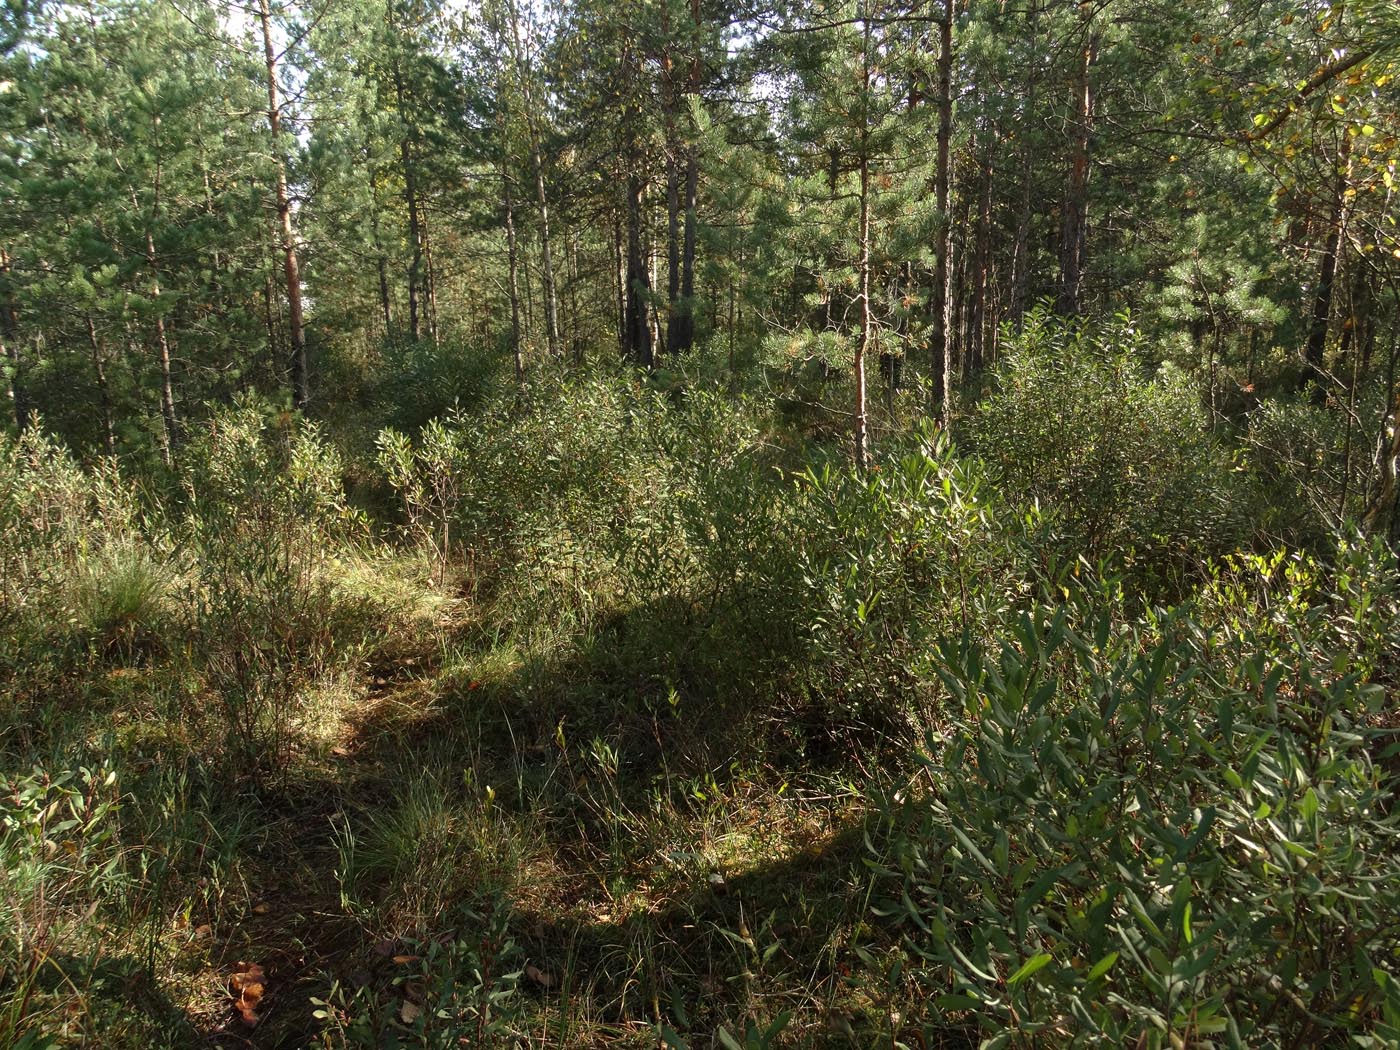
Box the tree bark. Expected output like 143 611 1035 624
1010 0 1038 328
933 0 954 420
503 172 523 383
389 38 424 343
1057 11 1095 317
508 0 560 357
854 11 873 472
621 31 652 368
0 247 25 432
142 226 178 463
258 0 308 407
673 0 702 355
662 3 681 355
1301 135 1352 396
85 315 115 456
969 147 992 376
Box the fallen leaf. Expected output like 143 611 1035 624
252 902 271 915
392 954 420 965
230 962 267 1026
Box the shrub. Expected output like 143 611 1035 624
867 561 1400 1048
73 540 172 659
1243 391 1388 546
971 309 1245 590
177 399 370 779
0 765 128 1047
790 426 1028 735
0 426 141 693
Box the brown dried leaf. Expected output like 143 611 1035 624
392 954 420 965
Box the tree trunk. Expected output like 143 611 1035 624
1057 13 1095 317
508 0 560 358
420 204 440 345
673 0 702 355
933 0 955 419
1301 136 1352 396
614 205 626 354
504 175 524 383
854 12 872 472
662 3 682 355
85 316 116 456
622 31 652 369
258 0 308 408
625 168 652 367
1363 325 1400 535
1010 0 1039 328
0 247 25 431
143 227 178 462
970 148 993 376
392 76 424 342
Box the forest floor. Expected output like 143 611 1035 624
136 581 891 1049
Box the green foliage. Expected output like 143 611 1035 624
177 399 370 778
73 539 171 659
0 765 127 1047
869 548 1400 1047
1244 391 1389 543
792 427 1027 732
972 309 1246 585
0 425 142 697
312 899 522 1049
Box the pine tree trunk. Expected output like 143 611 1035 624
1010 0 1039 328
673 0 702 355
503 173 524 383
258 0 308 408
933 0 955 420
1057 14 1095 317
0 247 25 432
625 168 652 367
662 6 682 356
614 205 626 355
395 106 423 342
1302 136 1352 396
854 12 872 472
508 0 560 358
421 205 440 345
970 149 993 376
622 30 652 369
85 316 115 456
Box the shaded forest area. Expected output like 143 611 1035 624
4 0 1400 1046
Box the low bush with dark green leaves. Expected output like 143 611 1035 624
970 308 1248 592
865 541 1400 1048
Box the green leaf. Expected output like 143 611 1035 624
1087 951 1120 981
1006 952 1053 987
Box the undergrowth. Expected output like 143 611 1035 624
2 329 1397 1047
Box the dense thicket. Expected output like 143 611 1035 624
3 0 1400 1047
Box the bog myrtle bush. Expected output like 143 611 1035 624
177 399 371 778
971 309 1247 589
867 549 1400 1048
